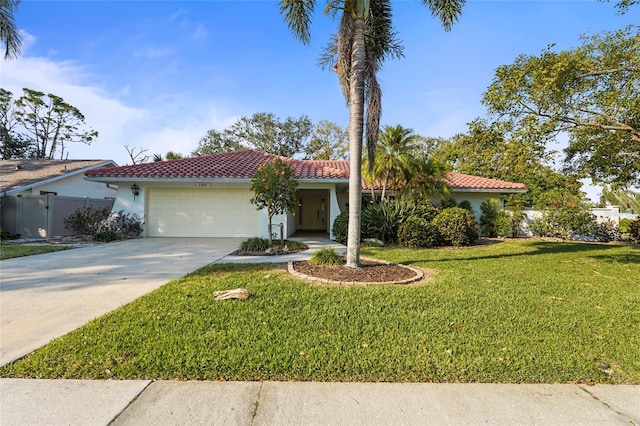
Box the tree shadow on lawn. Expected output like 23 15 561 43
395 240 639 265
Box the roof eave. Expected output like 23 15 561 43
450 188 527 194
5 160 117 195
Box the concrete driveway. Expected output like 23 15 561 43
0 237 242 366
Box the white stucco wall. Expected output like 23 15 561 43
450 192 501 222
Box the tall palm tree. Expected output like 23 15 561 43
280 0 465 267
0 0 21 60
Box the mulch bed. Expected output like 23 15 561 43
292 259 420 283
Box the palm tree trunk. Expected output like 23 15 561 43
346 17 366 269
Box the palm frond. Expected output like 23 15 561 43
421 0 465 32
279 0 316 44
336 12 354 103
0 0 22 60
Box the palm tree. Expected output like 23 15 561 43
0 0 22 60
371 124 419 201
280 0 465 267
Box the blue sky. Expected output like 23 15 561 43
3 0 636 198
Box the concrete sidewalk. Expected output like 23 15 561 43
1 379 638 425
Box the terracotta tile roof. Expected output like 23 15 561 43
85 150 526 191
1 159 117 194
444 172 526 191
85 150 349 179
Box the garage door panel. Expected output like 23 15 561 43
147 188 258 237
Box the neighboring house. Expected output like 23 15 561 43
1 160 118 238
1 159 118 198
84 150 526 239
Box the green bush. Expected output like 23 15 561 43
593 219 621 243
398 216 441 248
530 207 596 240
93 231 120 242
480 199 512 238
63 207 111 236
458 200 474 214
240 237 272 252
309 248 344 266
284 240 308 251
362 200 416 244
331 211 349 245
0 227 15 241
619 218 632 234
629 219 640 242
97 210 144 239
432 207 479 246
410 198 440 222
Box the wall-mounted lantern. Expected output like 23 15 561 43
131 184 140 200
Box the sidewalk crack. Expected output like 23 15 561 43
107 380 153 425
579 385 637 426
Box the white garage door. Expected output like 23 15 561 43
147 188 259 237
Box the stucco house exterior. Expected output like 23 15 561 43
84 150 526 239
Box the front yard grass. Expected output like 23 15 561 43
1 240 638 383
0 244 68 259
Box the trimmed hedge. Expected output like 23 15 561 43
432 207 479 246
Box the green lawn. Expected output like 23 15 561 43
0 244 68 259
2 240 638 384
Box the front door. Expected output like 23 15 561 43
299 193 327 230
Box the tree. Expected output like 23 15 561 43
368 124 419 201
601 0 638 14
13 88 98 159
230 112 313 157
304 120 348 160
250 158 299 244
434 118 582 207
191 129 242 156
153 151 184 162
194 112 313 158
483 26 640 187
280 0 464 267
124 145 150 165
600 185 640 214
0 0 21 60
0 88 30 159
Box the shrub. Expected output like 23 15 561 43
240 237 272 252
458 200 474 214
284 240 308 251
64 206 111 236
97 210 144 239
93 231 121 242
398 216 441 247
432 207 479 246
0 226 15 241
331 211 349 245
593 219 621 242
479 199 512 238
530 207 595 240
619 218 632 234
362 200 416 244
410 198 440 223
629 219 640 242
309 248 344 266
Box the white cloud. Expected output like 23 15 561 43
1 46 238 165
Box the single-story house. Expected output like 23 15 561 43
84 150 526 239
1 160 119 238
1 159 118 198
